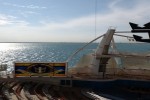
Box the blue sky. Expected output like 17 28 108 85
0 0 150 42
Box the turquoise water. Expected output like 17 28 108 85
117 43 150 53
0 42 150 71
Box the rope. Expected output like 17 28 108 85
66 34 104 62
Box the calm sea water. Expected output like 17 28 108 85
0 42 150 71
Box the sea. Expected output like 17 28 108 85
0 42 150 72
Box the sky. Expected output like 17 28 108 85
0 0 150 42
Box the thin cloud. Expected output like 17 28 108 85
33 0 150 42
20 11 40 18
3 2 47 9
0 19 10 25
0 14 16 25
0 14 29 26
0 0 150 42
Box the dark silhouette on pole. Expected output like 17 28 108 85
129 22 150 43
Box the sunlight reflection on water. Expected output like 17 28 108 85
0 43 96 72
